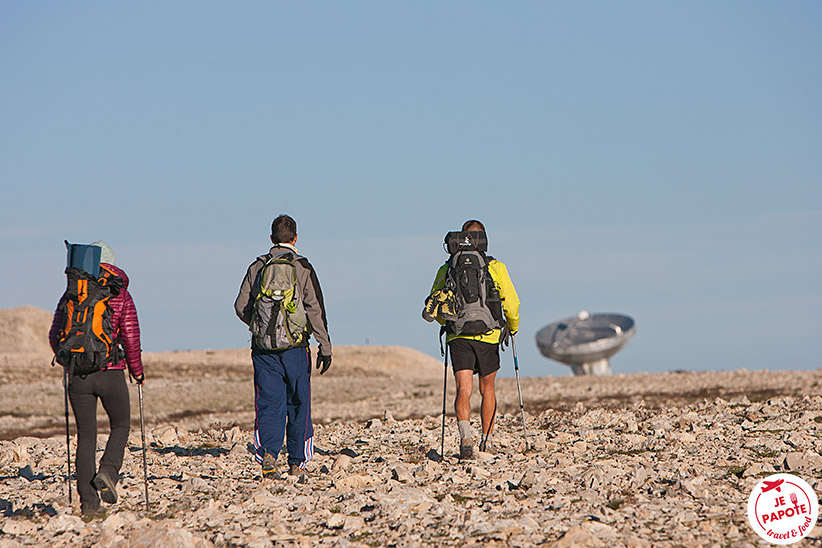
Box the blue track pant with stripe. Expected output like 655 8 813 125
252 347 314 468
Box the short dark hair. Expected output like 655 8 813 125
271 214 297 243
462 219 485 232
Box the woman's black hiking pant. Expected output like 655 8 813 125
68 369 130 510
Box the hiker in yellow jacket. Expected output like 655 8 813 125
426 220 520 458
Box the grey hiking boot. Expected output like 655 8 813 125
459 441 474 460
478 438 496 454
289 463 307 480
92 472 118 504
458 420 474 460
261 452 281 480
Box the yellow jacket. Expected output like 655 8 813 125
430 257 520 344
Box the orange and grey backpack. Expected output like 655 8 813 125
55 264 125 376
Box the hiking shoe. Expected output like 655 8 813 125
289 463 307 479
422 294 439 322
438 290 458 321
261 452 281 480
81 503 106 522
92 473 118 504
478 439 496 454
459 443 474 460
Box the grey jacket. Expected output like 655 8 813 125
234 244 332 356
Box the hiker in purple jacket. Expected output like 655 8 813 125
49 241 144 518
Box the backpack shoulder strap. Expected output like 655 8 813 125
267 248 305 262
98 264 124 294
483 254 497 274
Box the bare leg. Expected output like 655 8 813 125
454 369 476 458
478 371 497 436
454 369 474 422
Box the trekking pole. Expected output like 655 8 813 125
63 369 72 506
480 399 496 453
440 344 448 463
438 327 449 463
511 335 529 449
138 383 150 512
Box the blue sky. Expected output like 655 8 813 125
2 2 820 377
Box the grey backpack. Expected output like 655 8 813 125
250 252 309 350
443 231 505 337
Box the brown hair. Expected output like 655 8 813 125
271 214 297 243
462 219 485 232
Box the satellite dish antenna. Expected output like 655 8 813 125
536 311 635 375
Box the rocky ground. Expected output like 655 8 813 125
3 308 822 547
4 364 822 546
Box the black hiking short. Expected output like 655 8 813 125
448 338 500 377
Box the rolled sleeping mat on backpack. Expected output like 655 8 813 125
65 240 101 278
444 231 487 254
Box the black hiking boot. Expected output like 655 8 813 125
81 502 106 522
261 452 281 480
92 472 118 504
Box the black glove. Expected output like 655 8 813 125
500 327 511 349
133 373 145 385
316 354 332 375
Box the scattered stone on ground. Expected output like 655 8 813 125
4 389 822 546
3 306 822 546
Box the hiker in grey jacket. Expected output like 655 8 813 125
234 214 332 479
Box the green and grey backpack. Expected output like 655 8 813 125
250 251 309 350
